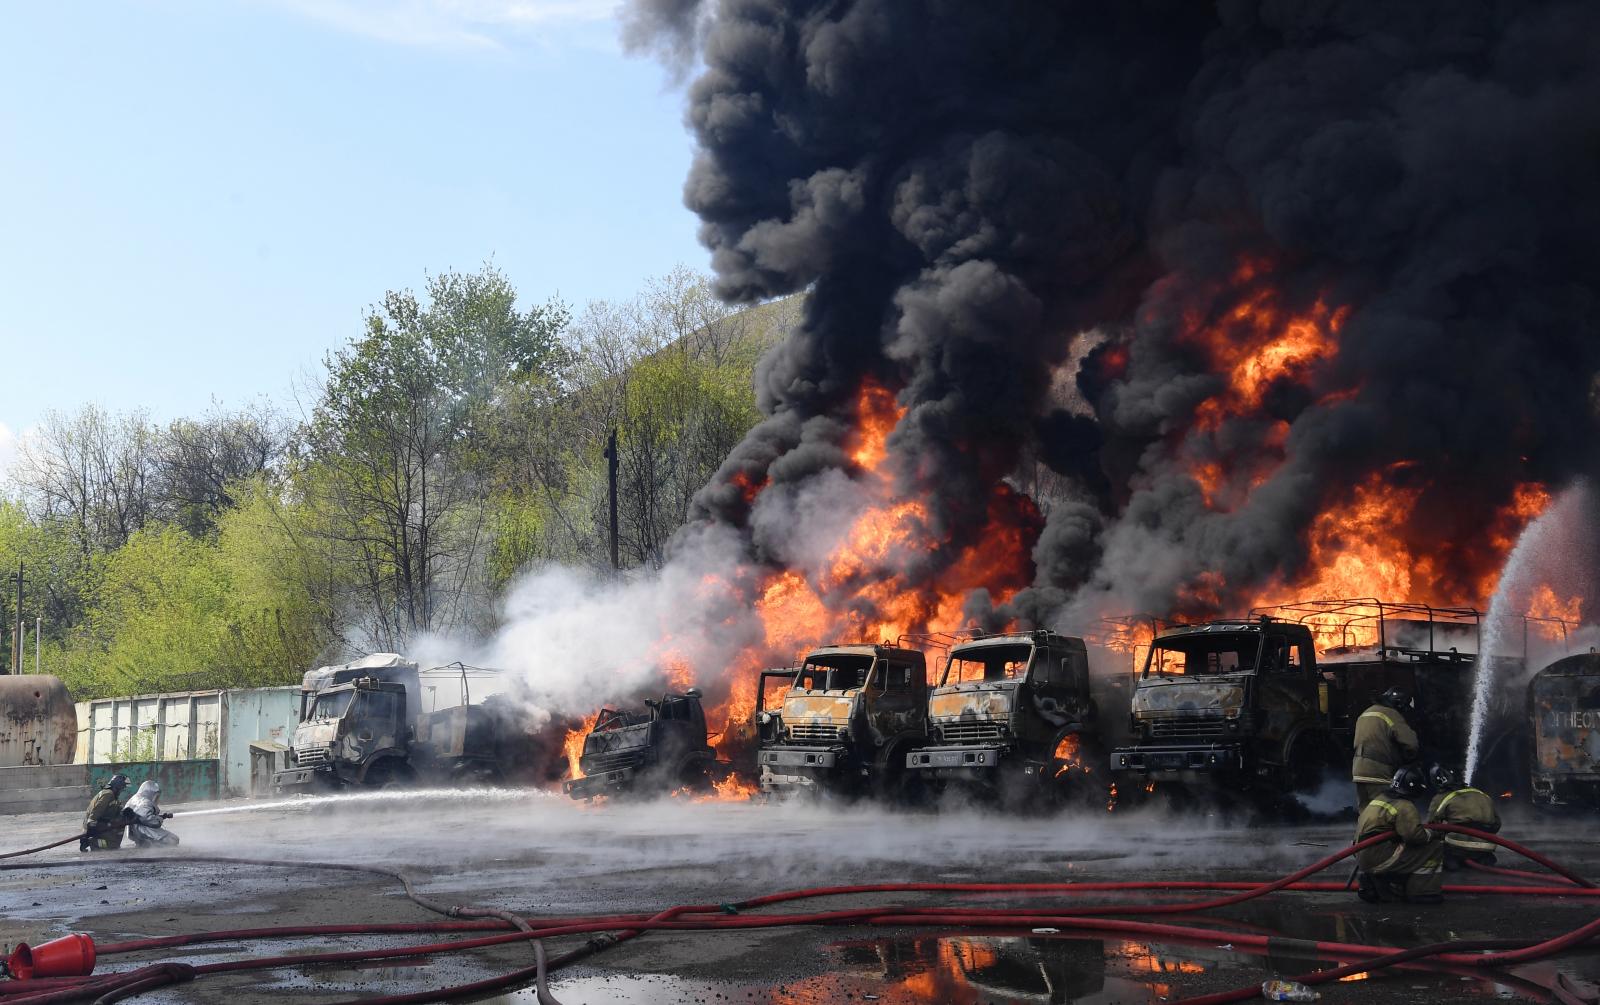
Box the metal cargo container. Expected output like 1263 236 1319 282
76 686 299 796
0 675 77 766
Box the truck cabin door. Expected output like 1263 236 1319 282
1026 647 1078 739
1258 633 1315 743
349 689 402 747
867 660 919 739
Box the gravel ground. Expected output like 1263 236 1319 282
0 789 1595 1003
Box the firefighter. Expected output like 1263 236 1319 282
80 773 130 852
1354 764 1444 904
1426 765 1501 870
1352 686 1420 812
122 781 179 848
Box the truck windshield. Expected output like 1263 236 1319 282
1145 636 1261 677
309 691 355 720
795 654 874 690
943 643 1031 685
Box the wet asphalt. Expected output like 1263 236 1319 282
0 788 1596 1003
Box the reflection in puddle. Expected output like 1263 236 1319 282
533 931 1600 1005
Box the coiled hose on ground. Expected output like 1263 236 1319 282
0 824 1592 1003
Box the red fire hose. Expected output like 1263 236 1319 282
0 824 1591 1003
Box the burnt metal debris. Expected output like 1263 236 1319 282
563 689 719 800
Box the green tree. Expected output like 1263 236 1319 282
297 264 569 649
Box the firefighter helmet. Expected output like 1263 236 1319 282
1389 764 1428 797
1378 686 1412 710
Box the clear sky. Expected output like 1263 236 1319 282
0 0 704 471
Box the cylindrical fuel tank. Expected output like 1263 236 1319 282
0 675 78 766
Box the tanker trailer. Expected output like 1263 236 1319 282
0 675 77 766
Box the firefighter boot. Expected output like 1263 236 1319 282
1356 873 1383 904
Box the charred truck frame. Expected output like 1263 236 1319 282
1529 652 1600 807
1109 600 1480 796
905 630 1097 797
274 655 518 791
564 689 716 799
757 645 927 797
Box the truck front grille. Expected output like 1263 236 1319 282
1150 720 1228 740
787 723 842 744
582 751 643 774
296 745 330 767
938 722 1004 743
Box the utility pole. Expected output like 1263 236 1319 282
35 617 41 675
604 428 620 571
10 561 22 675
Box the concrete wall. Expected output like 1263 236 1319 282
74 687 299 796
87 760 220 803
0 764 90 814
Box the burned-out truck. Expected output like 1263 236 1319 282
563 689 717 799
757 645 927 797
1109 601 1480 797
905 630 1097 797
274 654 515 791
1529 652 1600 807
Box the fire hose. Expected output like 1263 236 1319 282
0 825 1592 1003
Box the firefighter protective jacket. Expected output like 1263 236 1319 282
83 788 123 834
1427 786 1501 852
1355 793 1429 872
1351 703 1419 785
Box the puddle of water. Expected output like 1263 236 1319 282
485 933 1600 1004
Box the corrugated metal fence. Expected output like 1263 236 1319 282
75 687 299 797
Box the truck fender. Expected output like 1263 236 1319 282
358 751 413 787
1281 724 1336 786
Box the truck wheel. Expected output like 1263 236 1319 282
674 754 712 792
873 741 920 806
365 761 413 790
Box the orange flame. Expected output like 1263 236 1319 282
563 712 599 780
682 375 1041 793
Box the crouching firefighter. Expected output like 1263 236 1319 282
1354 765 1444 904
80 774 130 852
122 781 179 848
1426 765 1501 870
1352 686 1420 813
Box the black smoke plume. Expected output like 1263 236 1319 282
635 0 1600 627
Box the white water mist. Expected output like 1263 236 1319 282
1465 483 1592 783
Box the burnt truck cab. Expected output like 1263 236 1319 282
274 675 414 790
563 689 715 799
1530 653 1600 807
1110 602 1482 795
906 631 1095 787
1110 620 1321 786
758 645 926 796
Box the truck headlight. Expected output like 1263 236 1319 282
838 727 850 741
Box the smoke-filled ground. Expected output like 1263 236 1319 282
2 790 1598 1003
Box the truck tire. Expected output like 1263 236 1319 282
873 739 921 806
673 753 712 792
364 760 414 790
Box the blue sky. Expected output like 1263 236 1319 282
0 0 704 469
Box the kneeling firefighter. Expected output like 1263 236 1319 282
1354 765 1444 904
80 774 130 852
122 781 179 848
1426 765 1501 870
